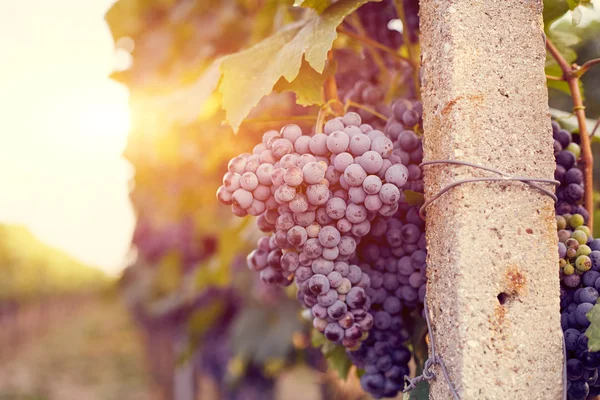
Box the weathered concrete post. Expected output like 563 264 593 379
419 1 563 399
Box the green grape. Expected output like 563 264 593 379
572 230 588 245
556 216 567 230
559 258 567 268
564 263 575 275
577 244 592 257
567 142 581 158
576 255 592 272
576 225 591 237
569 214 585 229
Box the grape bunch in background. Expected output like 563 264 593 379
554 120 600 400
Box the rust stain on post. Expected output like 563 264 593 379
420 0 563 398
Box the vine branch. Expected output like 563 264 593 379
547 38 594 230
393 0 420 99
576 58 600 78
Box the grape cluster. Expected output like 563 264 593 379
217 112 412 350
356 0 403 50
553 121 600 399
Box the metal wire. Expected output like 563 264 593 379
418 160 560 219
403 294 460 399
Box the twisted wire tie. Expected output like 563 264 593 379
418 160 560 220
403 294 460 399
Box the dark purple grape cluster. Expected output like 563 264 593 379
553 121 600 399
356 0 403 50
348 315 412 398
344 106 425 399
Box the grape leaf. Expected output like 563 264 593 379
324 345 352 380
404 190 425 206
274 58 335 105
311 329 328 347
403 381 430 400
585 303 600 351
293 0 332 13
544 0 575 25
218 0 379 131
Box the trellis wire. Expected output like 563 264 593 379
418 160 560 220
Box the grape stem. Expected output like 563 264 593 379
344 15 392 85
242 115 317 124
344 100 389 122
546 38 594 230
336 26 416 68
325 51 344 115
575 58 600 78
392 0 420 99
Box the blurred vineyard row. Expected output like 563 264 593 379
106 1 334 399
0 224 108 360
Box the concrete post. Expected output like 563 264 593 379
419 1 563 399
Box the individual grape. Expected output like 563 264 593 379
342 112 362 127
333 216 351 233
306 184 330 205
283 166 303 187
324 118 344 135
318 226 341 248
349 134 372 156
247 199 266 216
294 135 311 154
281 252 299 273
360 151 384 174
304 238 323 259
281 124 302 143
328 300 348 320
294 210 316 227
365 194 384 212
346 203 367 224
371 136 393 157
217 186 233 205
289 193 309 213
379 183 400 205
232 188 253 209
302 162 326 184
309 133 329 156
344 164 368 186
322 246 340 260
326 197 347 220
384 164 409 188
287 225 308 247
327 131 351 154
363 175 383 194
309 274 330 295
348 186 367 204
318 289 339 307
324 322 345 342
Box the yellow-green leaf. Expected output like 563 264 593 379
218 0 379 131
586 303 600 351
293 0 331 13
274 59 335 105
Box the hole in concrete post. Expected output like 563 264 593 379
497 292 510 305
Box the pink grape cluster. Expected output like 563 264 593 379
217 112 411 349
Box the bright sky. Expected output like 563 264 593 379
0 0 134 275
